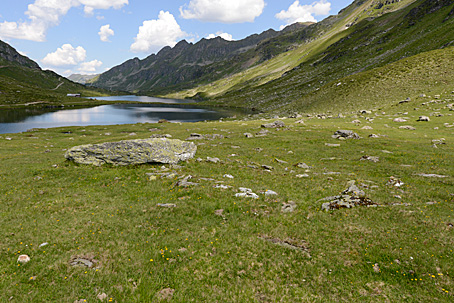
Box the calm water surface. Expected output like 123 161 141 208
0 97 237 134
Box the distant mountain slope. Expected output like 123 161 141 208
90 25 314 94
68 74 100 84
206 0 454 113
0 40 40 69
0 40 107 106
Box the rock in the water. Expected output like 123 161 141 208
332 130 360 139
65 138 196 166
261 120 285 128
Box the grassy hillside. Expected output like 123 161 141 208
164 0 418 101
0 63 112 107
0 95 453 301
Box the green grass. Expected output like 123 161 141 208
1 98 453 301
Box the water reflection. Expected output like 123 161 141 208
0 103 236 134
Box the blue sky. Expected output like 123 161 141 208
0 0 352 76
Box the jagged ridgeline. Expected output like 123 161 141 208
91 0 454 114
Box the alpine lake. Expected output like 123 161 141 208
0 95 241 134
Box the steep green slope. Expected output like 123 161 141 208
0 40 109 107
165 0 417 100
208 0 454 113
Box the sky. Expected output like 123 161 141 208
0 0 353 77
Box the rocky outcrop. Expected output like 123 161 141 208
0 40 40 69
65 138 197 166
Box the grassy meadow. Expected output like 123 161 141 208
0 97 453 302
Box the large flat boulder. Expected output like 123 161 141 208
65 138 197 166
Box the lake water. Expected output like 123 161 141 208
0 98 237 134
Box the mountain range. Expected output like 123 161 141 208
1 0 454 114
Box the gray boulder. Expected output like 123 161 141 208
332 130 360 139
65 138 197 166
261 120 285 128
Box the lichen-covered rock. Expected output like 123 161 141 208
332 130 360 139
65 138 197 166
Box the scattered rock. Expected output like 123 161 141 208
223 174 234 179
39 242 49 248
262 165 274 170
281 201 297 213
360 156 380 163
361 126 373 130
261 120 285 128
332 130 360 139
215 209 224 216
320 181 375 211
373 264 380 273
186 133 204 140
387 176 404 187
258 235 310 256
417 116 430 122
206 157 220 163
235 188 259 199
65 139 197 166
296 174 310 178
214 184 231 189
97 293 108 301
158 119 169 123
263 190 278 196
177 175 199 187
415 173 448 178
70 257 95 268
294 162 310 169
244 133 253 138
150 134 172 139
17 255 30 263
275 158 288 164
393 118 408 123
157 288 175 301
399 126 416 130
157 204 177 208
325 143 340 147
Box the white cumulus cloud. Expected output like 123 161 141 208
131 11 187 53
276 0 331 27
42 44 87 67
206 31 234 41
180 0 265 23
99 24 114 42
78 59 103 73
0 0 128 42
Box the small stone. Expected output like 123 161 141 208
295 162 310 169
361 126 373 130
157 204 177 208
387 176 404 187
244 133 253 138
39 242 49 248
281 201 297 213
333 130 360 139
373 264 380 273
223 174 234 179
17 255 30 263
393 118 408 123
264 190 278 196
261 120 285 128
417 116 430 122
157 288 175 301
215 209 224 216
262 165 274 170
360 156 380 163
399 125 416 130
296 174 310 178
97 293 108 301
325 143 340 147
214 184 231 189
207 157 220 163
